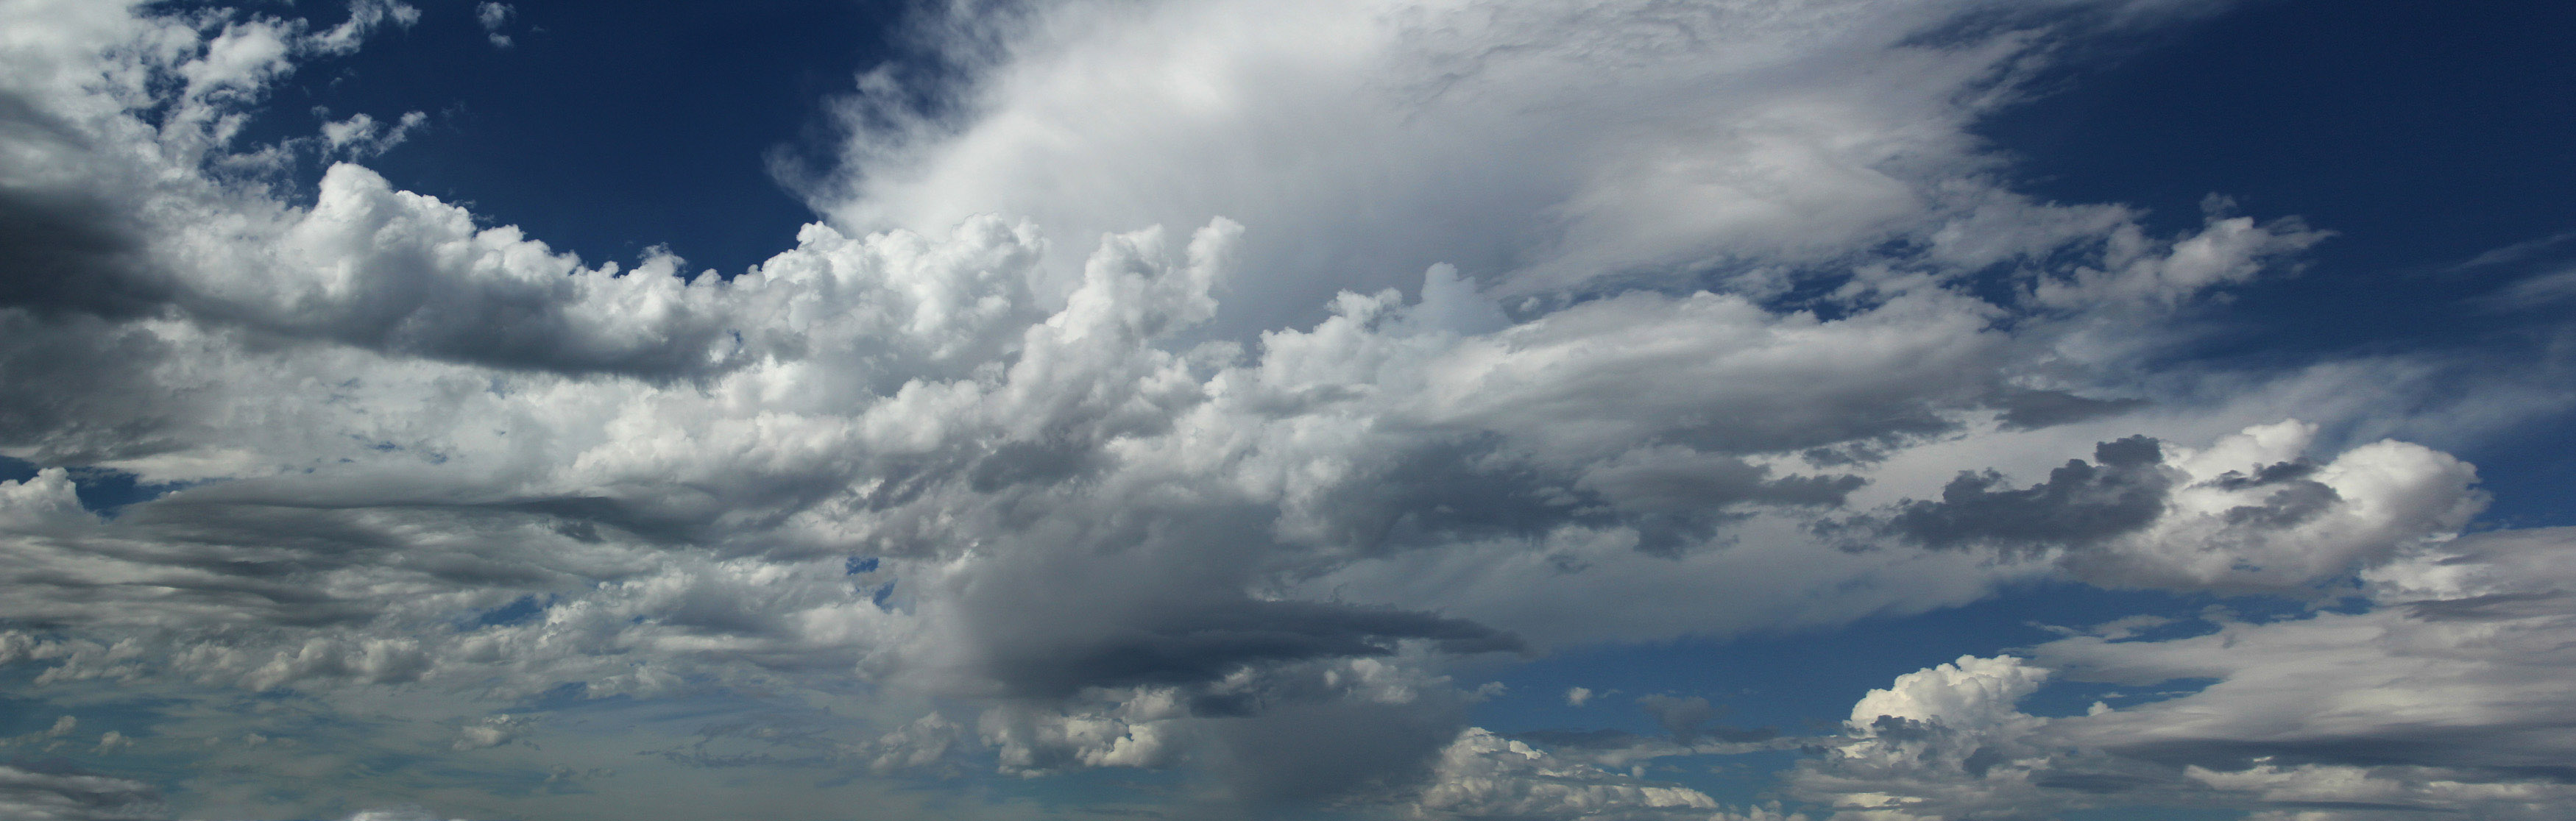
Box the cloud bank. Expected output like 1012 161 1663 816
0 1 2567 819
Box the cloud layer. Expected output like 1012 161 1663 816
0 1 2567 819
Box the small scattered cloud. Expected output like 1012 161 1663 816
318 110 425 157
476 2 515 49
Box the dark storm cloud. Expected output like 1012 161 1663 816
0 313 189 465
1989 388 2148 430
1884 436 2174 551
2402 590 2571 622
977 598 1521 699
0 91 166 321
1632 694 1777 744
2201 459 2343 530
1306 434 1868 561
0 188 165 320
1306 436 1587 555
1202 697 1469 806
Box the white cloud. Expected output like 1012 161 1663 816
1780 528 2576 819
805 0 2248 335
1409 728 1733 820
475 2 513 49
1875 420 2486 593
450 723 512 752
317 110 425 157
1847 655 2050 735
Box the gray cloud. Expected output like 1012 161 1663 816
1203 696 1471 806
0 313 191 464
1990 388 2150 431
1633 694 1777 745
1885 436 2176 552
0 185 164 319
0 765 164 821
969 597 1520 700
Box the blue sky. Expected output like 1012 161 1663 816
1 1 2573 820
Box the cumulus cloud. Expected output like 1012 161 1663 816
475 3 514 49
1411 728 1735 820
1875 422 2483 593
0 0 2562 818
805 0 2280 335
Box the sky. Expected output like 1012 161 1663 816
1 1 2573 820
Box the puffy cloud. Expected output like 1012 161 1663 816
1877 422 2483 593
1846 655 2050 736
1411 728 1728 820
1786 655 2080 820
475 3 514 49
808 0 2268 335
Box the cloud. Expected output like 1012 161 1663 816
1874 422 2483 593
1883 435 2178 552
1409 725 1819 820
317 110 425 157
2042 527 2576 779
475 3 514 49
2479 266 2576 310
1635 694 1774 744
0 1 2560 818
0 766 164 821
805 0 2262 336
1781 528 2576 819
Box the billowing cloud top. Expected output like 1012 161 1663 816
0 1 2569 820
